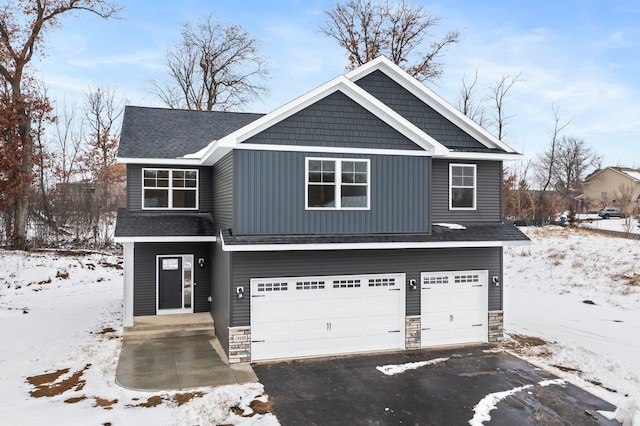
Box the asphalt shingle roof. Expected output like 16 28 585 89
220 222 529 246
114 209 215 237
118 106 264 159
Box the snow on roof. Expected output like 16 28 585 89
621 169 640 181
433 223 467 230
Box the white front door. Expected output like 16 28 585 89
157 254 194 314
421 270 488 347
251 273 405 361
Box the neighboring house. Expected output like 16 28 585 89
114 57 529 364
577 167 640 211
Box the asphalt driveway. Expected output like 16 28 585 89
253 345 618 425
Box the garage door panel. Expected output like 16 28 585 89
421 270 488 347
251 273 405 361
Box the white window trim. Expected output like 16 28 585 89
305 157 371 210
142 168 199 210
449 163 477 211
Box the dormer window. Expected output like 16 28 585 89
143 168 198 209
449 164 476 210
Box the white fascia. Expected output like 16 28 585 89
198 75 448 165
220 237 530 252
117 157 202 166
345 57 517 154
114 236 216 243
446 151 524 161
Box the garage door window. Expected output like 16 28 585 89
368 277 397 287
424 275 449 285
449 163 476 210
257 282 288 292
333 279 361 288
306 158 370 210
296 280 326 290
454 274 480 283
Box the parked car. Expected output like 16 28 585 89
598 208 624 219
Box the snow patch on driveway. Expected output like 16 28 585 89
468 379 566 426
376 357 449 376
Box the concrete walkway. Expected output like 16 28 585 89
116 334 257 391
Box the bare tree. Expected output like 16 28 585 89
553 136 603 201
615 183 639 235
321 0 460 81
457 68 485 126
532 106 571 221
0 0 120 248
81 83 127 246
490 74 520 140
535 106 571 194
149 13 269 111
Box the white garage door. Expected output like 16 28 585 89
421 270 488 347
251 273 405 361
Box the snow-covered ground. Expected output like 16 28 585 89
505 226 640 425
0 250 278 425
579 217 640 235
0 226 638 424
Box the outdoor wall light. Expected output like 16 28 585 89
492 276 500 286
198 258 205 268
237 286 244 299
409 279 417 290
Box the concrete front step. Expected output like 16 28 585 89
124 312 215 341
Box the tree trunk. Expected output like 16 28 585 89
14 103 33 250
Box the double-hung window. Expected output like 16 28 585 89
306 158 369 209
143 168 198 209
449 163 476 210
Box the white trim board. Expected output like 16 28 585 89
114 236 216 243
220 237 530 252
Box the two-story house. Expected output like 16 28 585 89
114 57 529 364
577 166 640 211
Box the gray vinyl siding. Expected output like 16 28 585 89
212 152 234 232
132 242 211 316
126 164 213 213
243 91 421 150
354 70 485 150
235 150 429 234
229 247 502 326
211 241 231 355
431 159 502 223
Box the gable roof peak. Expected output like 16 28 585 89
345 56 518 155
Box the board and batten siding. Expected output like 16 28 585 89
431 159 503 223
354 70 486 150
132 242 211 316
229 247 502 327
212 151 234 232
234 150 429 235
126 164 213 213
243 91 421 151
211 241 231 355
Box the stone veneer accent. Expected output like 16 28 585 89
405 315 421 349
228 326 251 363
488 310 504 342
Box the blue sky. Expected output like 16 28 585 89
35 0 640 168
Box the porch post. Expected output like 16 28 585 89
122 242 134 327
